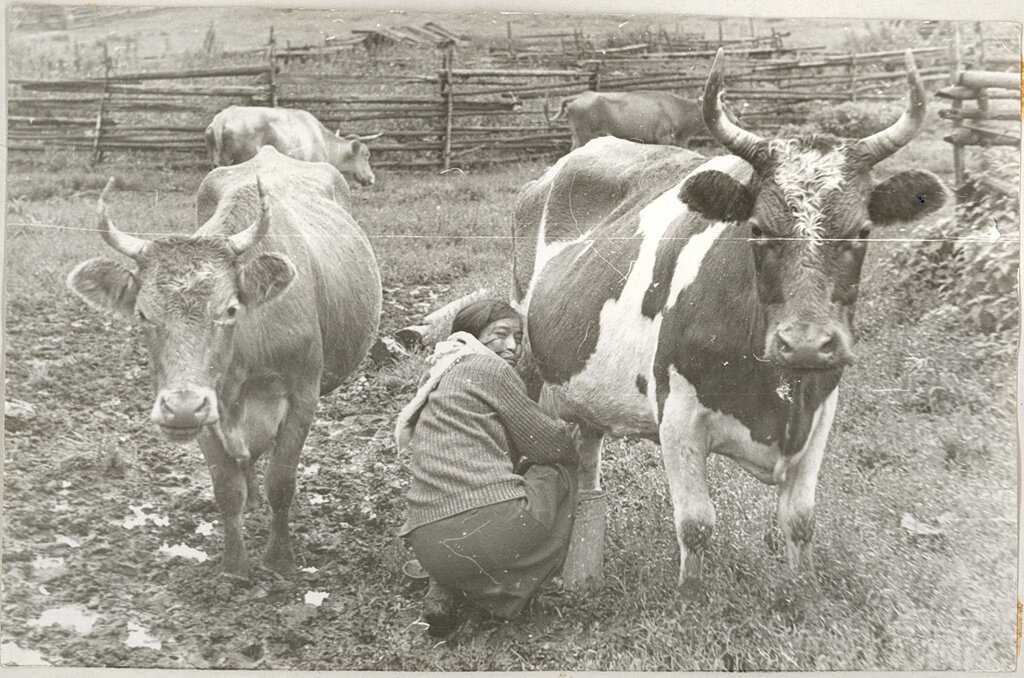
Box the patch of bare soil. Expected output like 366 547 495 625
3 282 454 668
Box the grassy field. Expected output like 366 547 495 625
2 114 1018 670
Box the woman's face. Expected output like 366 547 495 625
478 316 523 366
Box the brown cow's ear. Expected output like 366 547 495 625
679 169 755 222
349 140 364 153
238 253 296 307
869 170 947 225
66 258 139 317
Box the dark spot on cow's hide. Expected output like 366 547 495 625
678 170 754 223
635 374 647 395
868 169 947 225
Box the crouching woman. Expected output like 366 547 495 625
396 300 578 636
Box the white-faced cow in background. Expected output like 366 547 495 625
206 105 382 187
67 147 383 576
513 50 946 598
544 90 706 150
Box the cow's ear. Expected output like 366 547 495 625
238 253 296 307
349 139 365 154
66 258 139 317
869 170 947 225
679 169 755 222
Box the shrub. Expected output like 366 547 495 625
885 178 1019 349
807 101 901 138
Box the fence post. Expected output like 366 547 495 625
972 22 990 176
441 43 455 171
849 52 858 102
268 26 278 106
589 62 602 91
950 23 965 187
92 43 110 165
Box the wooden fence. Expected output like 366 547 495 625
7 25 993 171
937 23 1021 197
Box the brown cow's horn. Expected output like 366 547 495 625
228 176 271 255
702 48 766 164
856 50 927 165
97 177 150 259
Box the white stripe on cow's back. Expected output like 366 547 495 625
768 139 848 245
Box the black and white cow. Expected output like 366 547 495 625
512 50 946 598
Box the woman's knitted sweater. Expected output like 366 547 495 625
399 352 578 536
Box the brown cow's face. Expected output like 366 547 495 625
337 134 376 187
680 137 946 373
69 236 296 442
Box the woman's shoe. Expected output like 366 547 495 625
421 579 464 637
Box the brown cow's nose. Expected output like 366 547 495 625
773 323 844 369
155 389 215 429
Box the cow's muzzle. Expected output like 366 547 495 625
355 173 375 187
768 322 856 371
151 388 219 442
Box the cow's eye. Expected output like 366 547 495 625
750 220 763 239
225 304 239 320
858 226 871 239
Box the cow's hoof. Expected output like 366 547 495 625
674 579 709 612
263 551 296 575
220 559 252 580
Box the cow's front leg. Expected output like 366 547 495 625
776 389 838 571
659 373 713 601
263 384 317 573
198 433 250 577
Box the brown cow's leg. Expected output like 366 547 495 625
198 433 250 576
263 386 317 573
243 461 261 512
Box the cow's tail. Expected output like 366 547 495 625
542 93 573 126
204 121 222 167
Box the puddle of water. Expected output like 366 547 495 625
123 505 169 529
1 641 51 666
159 543 209 563
300 566 318 573
308 494 328 506
125 622 162 650
300 463 320 477
28 605 99 634
304 591 329 606
194 521 216 536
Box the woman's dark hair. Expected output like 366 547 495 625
451 299 521 339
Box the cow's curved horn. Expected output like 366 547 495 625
357 131 384 141
856 50 927 165
97 177 151 259
228 176 271 255
702 48 766 164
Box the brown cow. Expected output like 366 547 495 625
544 90 706 150
206 105 382 187
67 147 382 576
